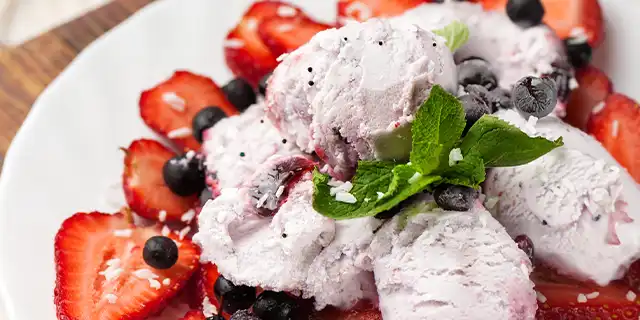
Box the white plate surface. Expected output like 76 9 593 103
0 0 637 319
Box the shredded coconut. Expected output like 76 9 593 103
149 279 162 290
113 229 133 238
178 226 191 240
330 181 354 196
162 278 171 286
627 290 637 302
167 127 192 138
592 101 606 114
181 209 196 223
161 92 186 112
158 210 167 222
586 292 600 299
276 185 285 198
577 293 587 303
569 78 579 90
377 192 385 200
134 269 159 280
535 291 547 303
335 191 357 203
256 193 270 208
162 225 171 237
448 148 463 166
202 297 218 317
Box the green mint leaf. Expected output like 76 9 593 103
410 85 466 174
433 21 470 52
440 151 486 188
459 115 564 167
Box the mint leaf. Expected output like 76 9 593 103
459 115 564 167
433 21 470 52
440 151 486 188
410 85 466 174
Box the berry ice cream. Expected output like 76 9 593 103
484 110 640 285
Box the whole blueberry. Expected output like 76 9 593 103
457 58 498 90
259 72 272 96
433 184 479 212
465 84 512 112
253 291 300 320
506 0 545 28
564 37 592 69
459 93 491 134
214 275 257 314
514 234 535 263
229 310 261 320
143 236 179 270
192 106 227 143
511 76 557 118
222 78 257 112
163 153 206 196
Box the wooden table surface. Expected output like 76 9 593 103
0 0 154 167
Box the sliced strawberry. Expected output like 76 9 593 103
122 139 199 222
225 1 303 85
587 93 640 183
258 16 332 57
54 212 200 320
180 310 207 320
477 0 603 46
533 265 640 319
337 0 424 24
314 301 382 320
198 262 227 318
139 71 237 151
565 65 613 130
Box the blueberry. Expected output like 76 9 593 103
206 316 225 320
459 93 491 134
229 310 261 320
514 234 535 263
214 275 257 314
200 187 213 206
192 106 227 143
253 291 300 320
223 78 257 112
457 58 498 90
163 153 205 196
465 84 512 112
506 0 545 28
542 61 574 102
511 76 557 118
564 37 592 69
143 236 178 270
433 184 479 212
259 72 272 96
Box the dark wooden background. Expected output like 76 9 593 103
0 0 154 167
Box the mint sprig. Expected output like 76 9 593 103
312 85 563 220
433 21 469 52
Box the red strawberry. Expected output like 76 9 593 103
122 139 199 222
533 264 640 319
180 310 207 320
54 212 200 320
587 93 640 183
565 65 613 130
314 301 382 320
258 16 332 57
225 1 303 85
337 0 425 24
197 263 230 318
477 0 603 46
140 71 237 151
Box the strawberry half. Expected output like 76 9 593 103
337 0 425 24
587 93 640 183
565 65 613 130
533 265 640 319
123 139 199 222
258 15 332 57
180 310 207 320
140 71 237 151
225 1 302 85
54 212 200 320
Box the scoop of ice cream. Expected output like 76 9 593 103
484 110 640 285
267 18 457 179
368 200 537 320
202 103 300 190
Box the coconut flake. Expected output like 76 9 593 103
178 226 191 240
162 92 186 112
330 181 354 196
377 192 385 200
113 229 133 238
134 269 159 280
105 293 117 304
158 210 167 222
448 148 463 166
224 39 245 49
535 291 547 303
202 297 218 317
569 78 579 90
181 209 196 223
256 193 270 208
163 278 171 286
592 101 606 114
335 192 357 204
275 185 285 198
276 53 289 62
627 290 637 301
586 292 600 299
149 279 162 290
167 127 192 138
577 293 587 303
162 225 171 237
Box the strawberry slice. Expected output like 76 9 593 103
314 301 382 320
197 262 227 318
533 264 640 319
337 0 425 24
54 212 200 320
477 0 603 46
123 139 199 222
139 71 237 151
180 310 207 320
225 1 303 85
258 16 332 57
587 93 640 183
565 65 613 130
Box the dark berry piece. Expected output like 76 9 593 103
433 184 479 212
163 153 205 196
206 316 225 320
222 78 257 112
506 0 545 28
214 275 257 314
259 72 272 96
542 61 574 102
564 37 592 69
200 187 213 206
465 84 512 112
457 58 498 90
143 236 178 270
229 310 261 320
192 106 227 143
514 234 535 263
512 76 558 118
253 291 300 320
459 93 491 134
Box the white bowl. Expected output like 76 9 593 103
0 0 637 319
